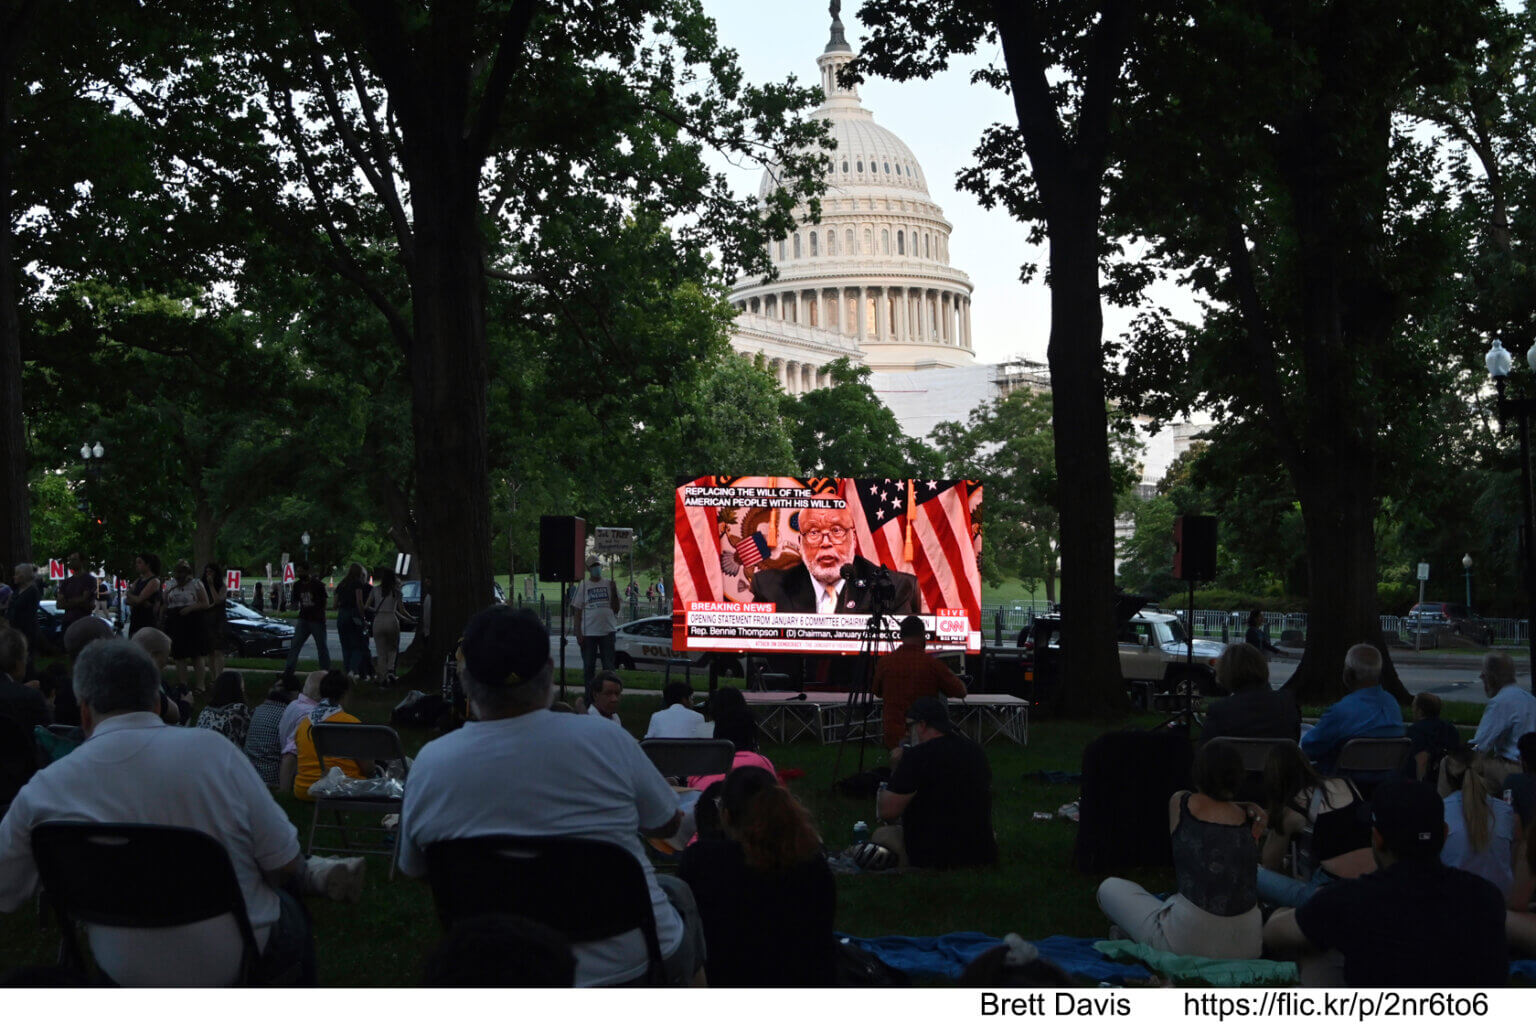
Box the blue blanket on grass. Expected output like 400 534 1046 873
837 932 1152 983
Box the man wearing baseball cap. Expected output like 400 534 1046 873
872 695 996 869
1263 778 1506 986
398 606 704 986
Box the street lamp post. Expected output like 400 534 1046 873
301 531 310 566
1463 553 1473 611
79 441 105 520
1485 338 1536 665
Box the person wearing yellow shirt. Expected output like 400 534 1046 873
293 671 374 800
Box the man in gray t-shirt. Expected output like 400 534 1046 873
571 556 620 685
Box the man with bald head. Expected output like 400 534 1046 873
749 504 919 615
1300 643 1404 774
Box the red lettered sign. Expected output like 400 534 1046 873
48 559 65 581
227 570 242 592
283 563 296 584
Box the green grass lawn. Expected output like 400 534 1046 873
0 664 1490 986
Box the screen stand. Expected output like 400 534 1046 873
829 593 894 788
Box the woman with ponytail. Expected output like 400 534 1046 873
678 766 836 986
1439 745 1519 898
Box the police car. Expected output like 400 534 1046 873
613 615 742 676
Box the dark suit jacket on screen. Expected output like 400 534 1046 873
749 563 921 615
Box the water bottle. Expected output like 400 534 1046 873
852 820 869 844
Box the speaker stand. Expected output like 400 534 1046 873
559 581 569 702
1157 579 1202 731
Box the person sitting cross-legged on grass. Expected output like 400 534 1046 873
196 670 251 748
678 766 837 987
397 606 706 987
292 671 374 801
873 695 997 870
1264 778 1506 987
1097 740 1264 959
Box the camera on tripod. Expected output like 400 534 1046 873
840 555 896 602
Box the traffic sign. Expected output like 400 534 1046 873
48 559 65 581
283 563 296 584
227 570 242 592
593 527 634 555
1417 562 1430 582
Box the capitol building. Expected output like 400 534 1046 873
728 10 1203 496
728 11 982 393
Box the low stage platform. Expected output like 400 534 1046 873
743 691 1029 746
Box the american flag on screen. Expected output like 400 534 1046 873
846 478 984 626
735 532 769 567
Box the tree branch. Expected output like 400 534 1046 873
343 47 415 265
1223 214 1304 472
271 86 414 354
301 20 416 265
467 0 542 165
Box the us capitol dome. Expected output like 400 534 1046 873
728 6 976 390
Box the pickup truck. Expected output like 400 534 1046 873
1017 596 1227 703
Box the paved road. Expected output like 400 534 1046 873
1267 656 1490 706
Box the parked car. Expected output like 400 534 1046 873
1405 602 1493 647
221 599 296 658
613 614 742 676
398 579 506 628
35 600 70 655
1014 596 1227 708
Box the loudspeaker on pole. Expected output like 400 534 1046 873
539 516 586 583
1173 515 1218 582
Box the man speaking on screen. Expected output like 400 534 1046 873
750 505 919 615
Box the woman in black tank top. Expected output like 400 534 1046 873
1257 742 1374 907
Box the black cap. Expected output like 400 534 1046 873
461 606 550 689
905 695 955 734
1370 779 1445 860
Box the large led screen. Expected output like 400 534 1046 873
673 476 983 655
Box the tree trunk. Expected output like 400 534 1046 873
190 498 222 573
1282 465 1407 705
397 153 493 683
1267 95 1406 709
1049 206 1129 718
0 6 35 569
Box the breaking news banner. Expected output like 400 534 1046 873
672 475 983 656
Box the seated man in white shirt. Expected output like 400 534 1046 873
645 682 710 739
399 607 705 986
583 669 626 728
0 638 322 985
1469 651 1536 788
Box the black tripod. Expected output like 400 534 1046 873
829 588 896 788
1157 580 1203 731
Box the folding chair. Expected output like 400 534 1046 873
639 738 736 781
1217 736 1301 773
425 835 666 984
1335 736 1412 797
306 723 406 879
31 822 260 985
